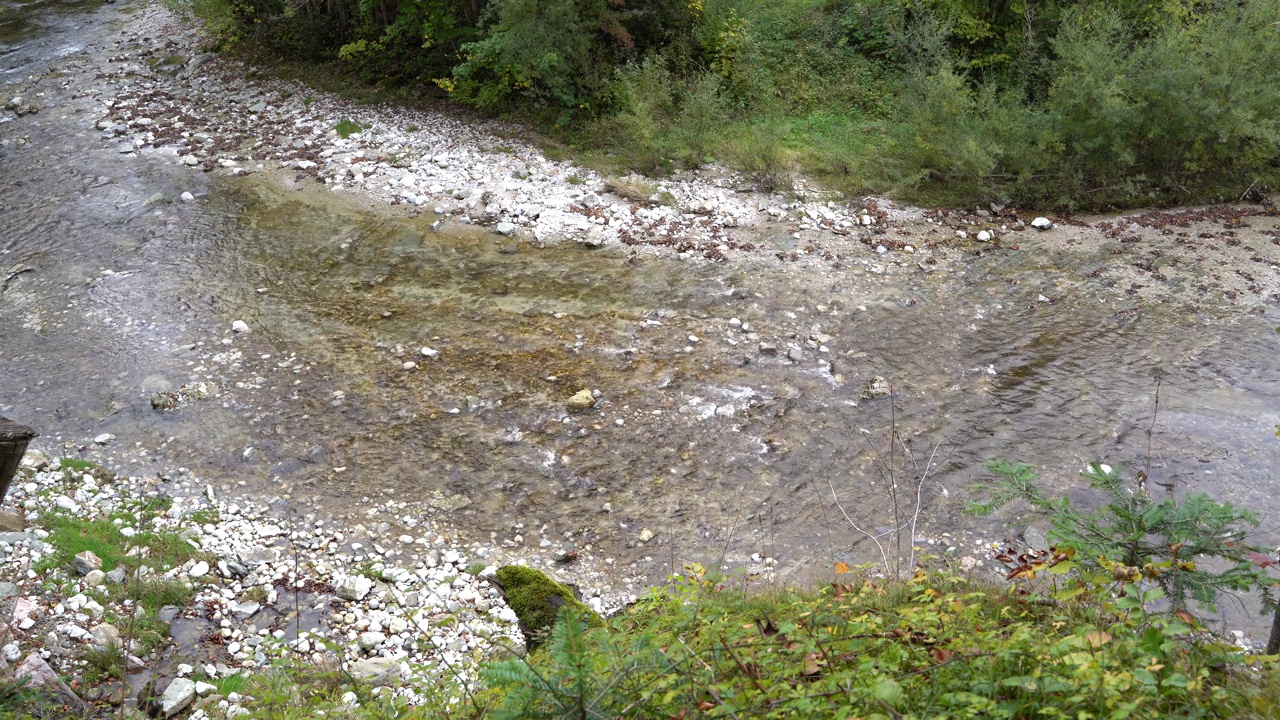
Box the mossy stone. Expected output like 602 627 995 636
494 565 603 650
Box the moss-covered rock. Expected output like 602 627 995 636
494 565 603 650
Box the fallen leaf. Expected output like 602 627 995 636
1174 609 1199 627
697 701 716 711
1085 631 1112 648
932 648 954 663
835 561 850 574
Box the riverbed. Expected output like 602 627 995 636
3 0 1280 614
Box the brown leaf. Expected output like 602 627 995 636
669 710 687 720
834 561 851 574
1084 631 1112 648
804 652 825 677
697 701 716 712
932 648 954 663
1174 609 1199 627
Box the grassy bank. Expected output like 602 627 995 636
23 567 1274 719
170 0 1280 211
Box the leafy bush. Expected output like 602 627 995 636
482 566 1280 719
591 57 729 171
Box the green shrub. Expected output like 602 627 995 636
968 460 1276 613
482 567 1280 719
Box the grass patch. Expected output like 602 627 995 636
56 458 115 480
187 507 221 525
82 642 125 682
334 120 362 138
36 508 204 577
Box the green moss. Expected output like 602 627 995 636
335 120 362 138
495 565 602 649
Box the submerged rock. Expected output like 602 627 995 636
860 376 891 399
566 388 596 413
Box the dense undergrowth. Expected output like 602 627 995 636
168 0 1280 210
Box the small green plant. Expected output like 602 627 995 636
566 174 586 185
82 642 125 682
464 561 487 576
967 460 1275 613
334 120 362 138
187 507 221 525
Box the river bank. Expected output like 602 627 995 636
0 449 643 716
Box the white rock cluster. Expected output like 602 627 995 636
0 450 628 713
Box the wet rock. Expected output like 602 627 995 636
231 319 251 333
180 191 195 202
860 376 891 399
157 605 181 624
1031 217 1053 230
495 222 516 235
73 551 102 576
160 678 196 717
638 528 655 543
93 433 114 445
1022 526 1050 551
786 347 806 362
151 391 180 411
759 342 778 355
566 388 596 413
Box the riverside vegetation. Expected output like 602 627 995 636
6 456 1280 718
168 0 1280 209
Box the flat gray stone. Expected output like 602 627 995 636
157 605 180 624
160 677 196 717
0 582 16 600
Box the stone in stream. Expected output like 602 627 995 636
1031 216 1053 230
73 550 102 576
860 376 891 399
151 391 180 411
157 605 181 624
566 389 596 413
495 221 516 235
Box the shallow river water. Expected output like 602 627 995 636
3 0 1280 609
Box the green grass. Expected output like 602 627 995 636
36 506 204 578
56 458 115 480
334 120 362 138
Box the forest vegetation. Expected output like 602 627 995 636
173 0 1280 209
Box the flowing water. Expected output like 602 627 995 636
3 0 1280 624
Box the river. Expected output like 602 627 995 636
3 0 1280 619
